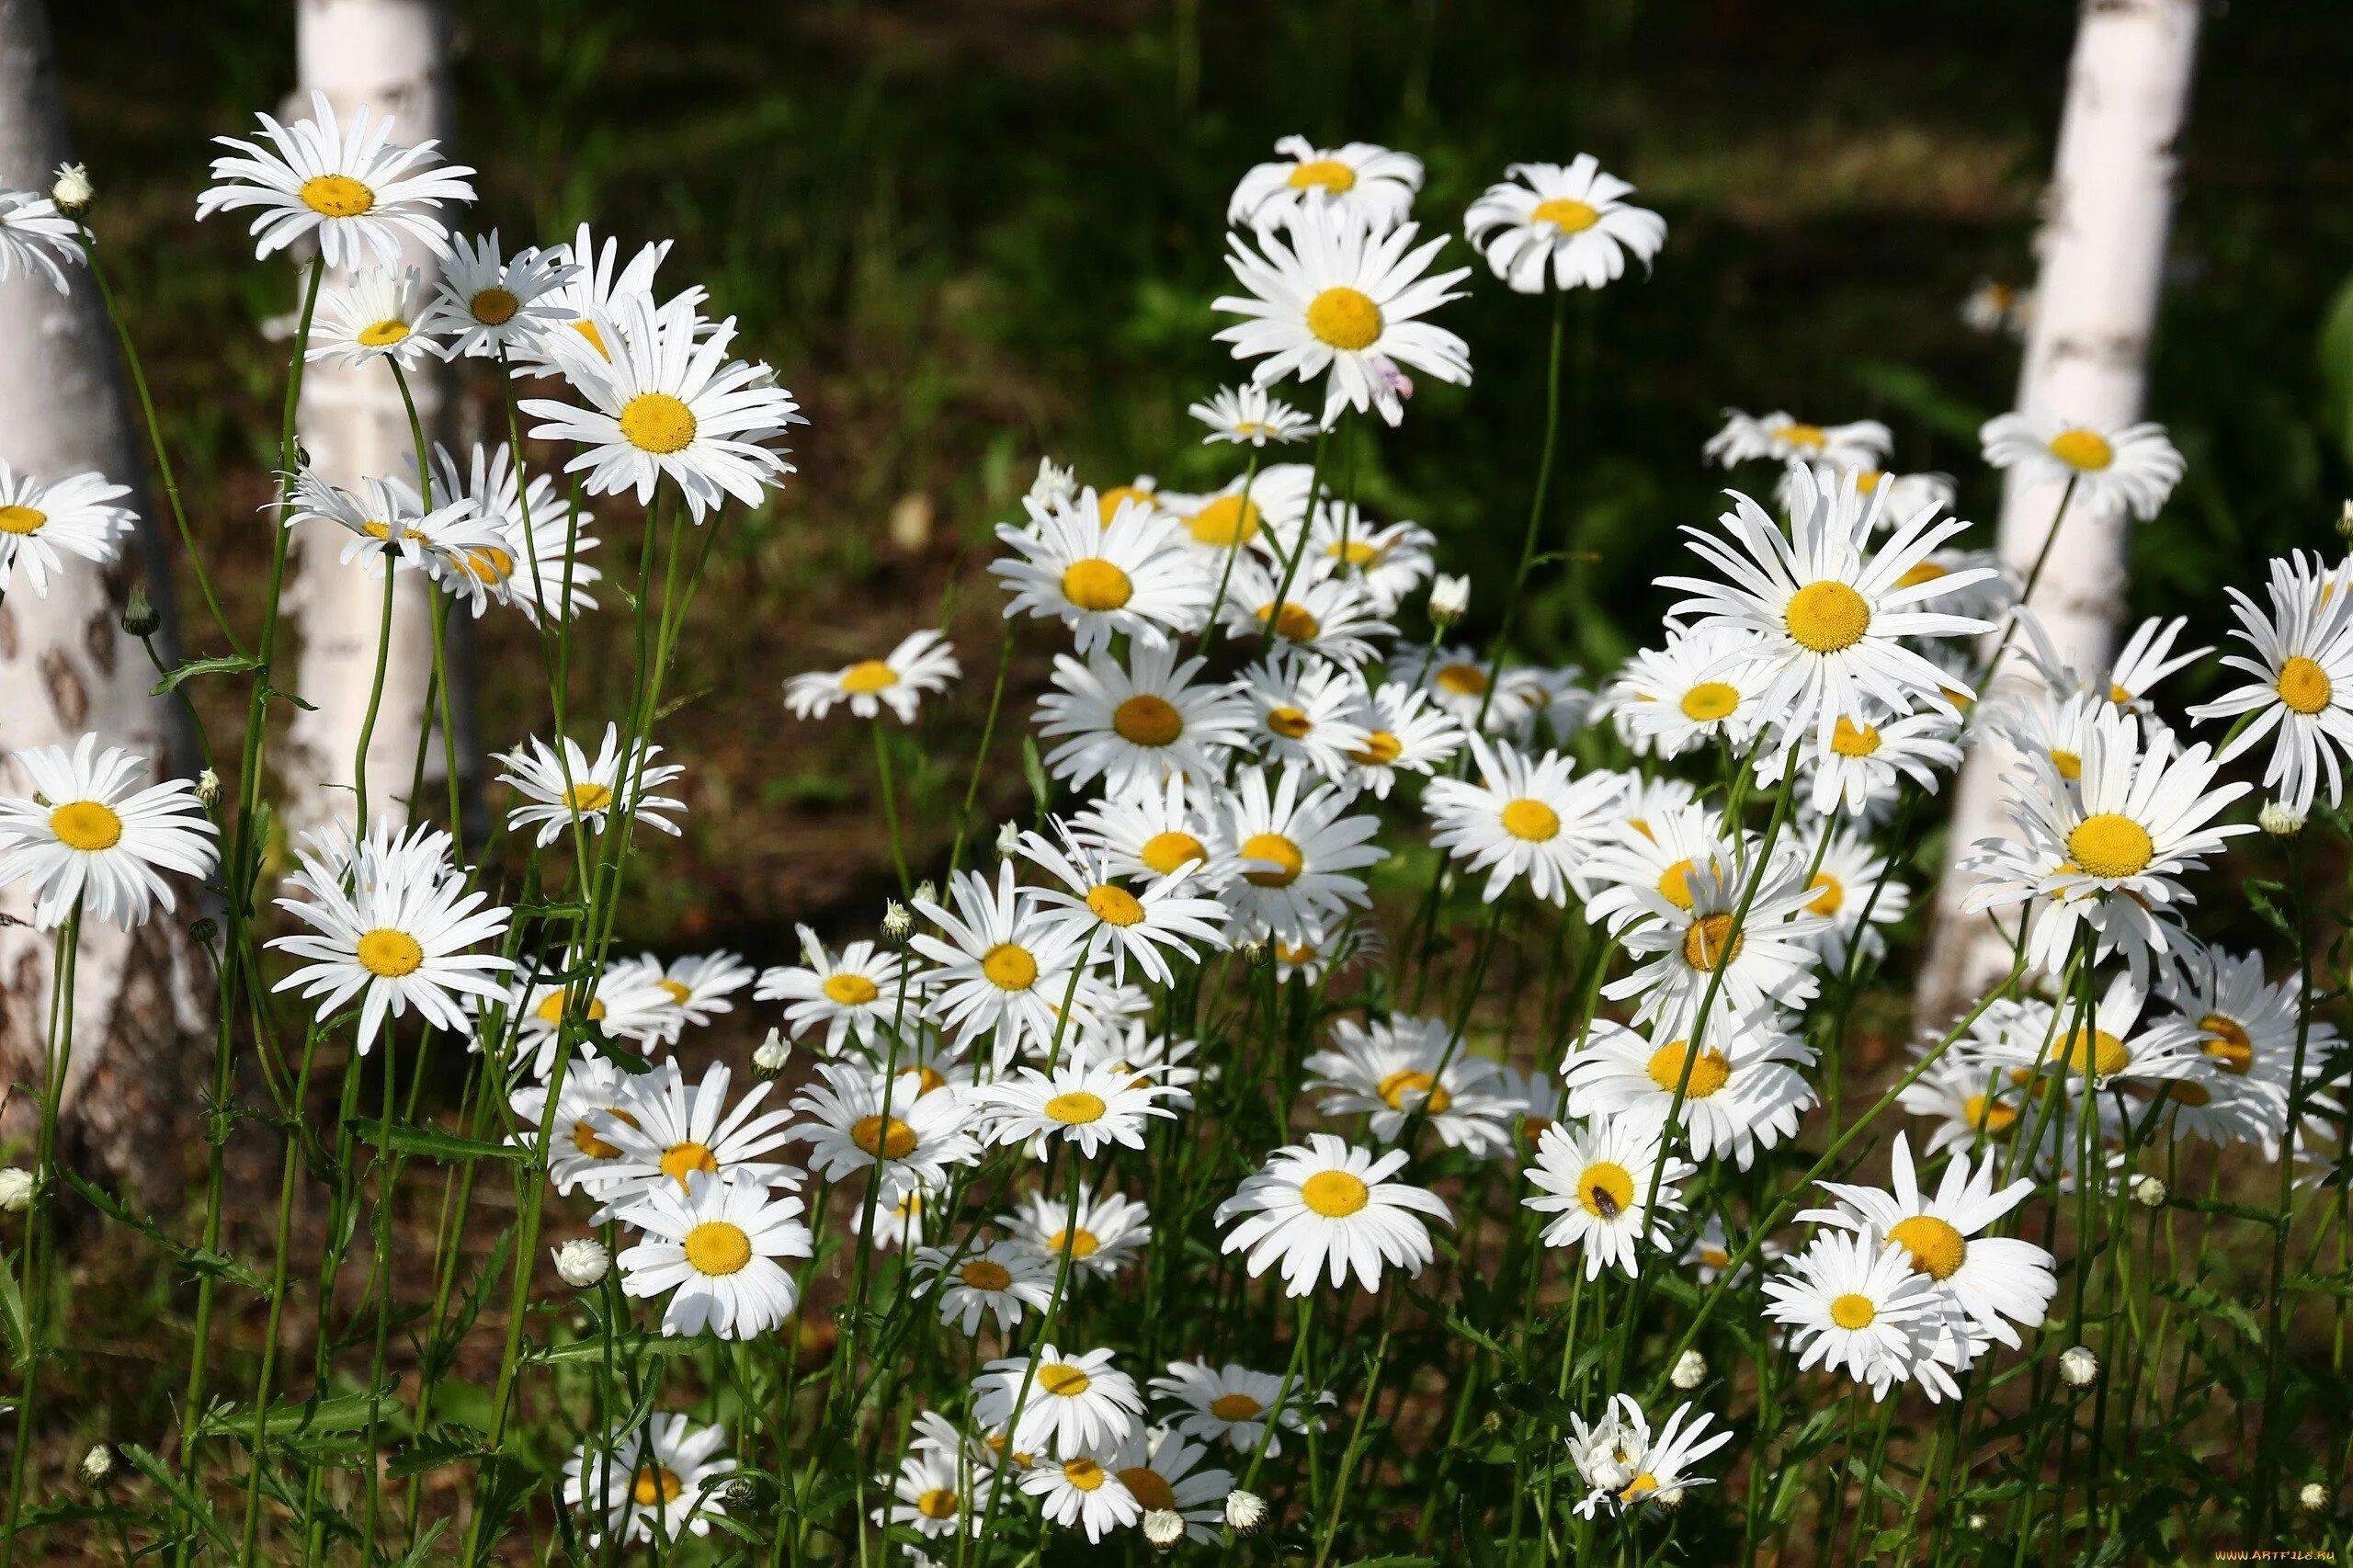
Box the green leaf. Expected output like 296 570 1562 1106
151 653 264 696
0 1266 27 1372
62 1170 272 1294
522 1330 699 1368
1020 733 1051 811
345 1118 523 1164
120 1443 235 1554
191 1390 389 1442
388 1426 487 1480
385 1518 448 1567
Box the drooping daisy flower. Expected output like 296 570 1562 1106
0 734 217 930
423 441 600 624
1773 707 1963 818
784 1060 982 1199
584 1060 799 1222
1213 211 1472 427
0 464 136 599
756 925 924 1054
2192 551 2353 814
999 1183 1154 1281
615 949 755 1040
1189 384 1318 447
1425 736 1624 905
563 1413 735 1547
1239 653 1374 780
1216 1132 1450 1297
267 831 511 1050
1211 767 1386 943
912 1238 1057 1335
1034 643 1254 794
523 291 801 521
421 230 574 358
1792 824 1911 970
784 628 961 723
1462 155 1666 293
1304 1014 1518 1158
284 470 506 587
496 723 686 848
196 91 475 268
0 187 81 292
2166 949 2341 1157
1705 410 1891 471
974 1345 1145 1460
911 862 1104 1063
1150 1360 1332 1459
1226 136 1423 236
1017 829 1229 985
1020 1451 1140 1542
1565 1396 1732 1517
1346 680 1464 798
1762 1227 1948 1399
1981 407 2184 520
1563 1012 1817 1171
1606 625 1772 759
993 488 1211 653
307 267 437 369
614 1170 812 1337
975 1061 1178 1160
1216 557 1395 668
1604 854 1827 1031
1663 467 1994 755
1523 1119 1691 1279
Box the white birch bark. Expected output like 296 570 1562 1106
278 0 460 834
0 0 209 1202
1915 0 2201 1025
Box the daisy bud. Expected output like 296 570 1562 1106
882 900 914 941
1966 1513 1989 1530
190 917 219 946
995 820 1021 858
196 769 222 809
551 1236 608 1290
1670 1348 1708 1390
2259 800 2306 837
120 585 160 638
1027 456 1078 509
1429 573 1470 626
1223 1488 1266 1533
1142 1508 1186 1547
1654 1484 1688 1509
1240 938 1270 968
752 1028 792 1077
912 879 938 908
2338 499 2353 542
2300 1481 2332 1512
51 162 92 212
2057 1345 2099 1389
79 1444 114 1484
2131 1175 2167 1209
0 1169 32 1213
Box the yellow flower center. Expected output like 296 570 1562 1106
1278 941 1318 966
1619 1472 1659 1502
1044 1091 1107 1125
1679 681 1740 722
1895 560 1949 588
1328 537 1384 566
570 1108 639 1160
1682 913 1743 971
1085 883 1146 927
1887 1214 1967 1281
1785 581 1872 653
2050 748 2082 781
1644 1041 1731 1099
1256 600 1322 642
2046 427 2114 472
1140 831 1207 875
563 781 615 812
357 318 411 348
982 942 1039 991
1301 1168 1370 1217
571 318 610 358
617 392 698 454
1061 1457 1107 1491
1435 662 1488 696
824 972 881 1006
2065 813 2154 879
0 505 46 535
1830 1292 1878 1330
839 659 899 694
2169 1080 2211 1108
2278 654 2334 715
1830 716 1881 756
1209 1392 1265 1421
659 1141 719 1187
1120 1467 1176 1511
960 1259 1012 1291
658 979 693 1006
1656 858 1698 910
682 1219 753 1277
1807 872 1844 916
1060 558 1133 612
355 928 425 979
2063 1027 2132 1079
1501 798 1562 842
1111 693 1183 746
1288 158 1358 193
1376 1069 1451 1115
1186 494 1262 546
1097 484 1154 524
461 546 516 585
1304 286 1382 351
298 173 375 217
1530 197 1600 233
1577 1161 1634 1219
1265 705 1315 740
48 800 123 851
534 991 607 1027
1038 1362 1092 1397
2199 1014 2254 1074
1046 1226 1099 1259
1348 730 1404 766
850 1115 917 1160
469 286 520 326
631 1465 683 1507
916 1487 960 1520
1239 832 1304 887
1963 1093 2018 1137
1775 422 1827 450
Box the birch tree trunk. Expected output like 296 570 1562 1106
278 0 464 834
0 0 209 1204
1915 0 2201 1025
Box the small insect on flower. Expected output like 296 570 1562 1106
0 733 218 930
196 90 475 270
0 462 138 600
785 628 961 723
563 1413 735 1547
1523 1118 1691 1278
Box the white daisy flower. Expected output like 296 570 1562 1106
421 230 574 358
0 464 135 599
1018 828 1229 985
913 1239 1057 1335
1523 1119 1691 1279
1773 706 1963 819
196 90 475 269
1239 653 1373 780
1065 774 1228 887
1703 409 1891 470
1346 680 1463 798
0 187 81 292
1270 507 1437 616
1563 1012 1817 1171
423 441 601 624
1580 801 1738 932
1160 462 1315 553
284 470 506 589
755 925 923 1055
1213 210 1472 428
974 1345 1145 1460
1680 1215 1781 1287
584 1060 799 1222
507 1057 650 1196
1603 854 1827 1031
1894 1050 2033 1164
1793 824 1911 971
0 734 216 930
1566 1395 1732 1517
911 862 1104 1063
975 1061 1178 1160
1216 556 1395 668
1762 1227 1947 1399
1606 625 1773 758
1802 1131 2057 1349
2192 551 2353 814
562 1413 734 1548
1189 384 1317 447
1211 766 1385 943
1215 1132 1450 1297
1072 1018 1205 1110
1981 406 2184 520
307 267 437 369
993 488 1211 653
2099 613 2212 710
1494 664 1597 746
1150 1360 1332 1459
1107 1427 1234 1543
784 1059 982 1199
875 1439 978 1540
1034 643 1254 794
1425 735 1624 905
999 1183 1154 1281
1663 467 1994 755
507 957 679 1077
511 222 708 377
614 1170 812 1337
2166 949 2341 1157
1463 155 1666 293
495 723 686 848
1020 1452 1140 1542
1389 642 1506 731
1775 462 1960 534
1226 136 1423 236
618 949 755 1040
522 291 801 522
1996 972 2211 1107
1304 1014 1518 1159
784 628 961 724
